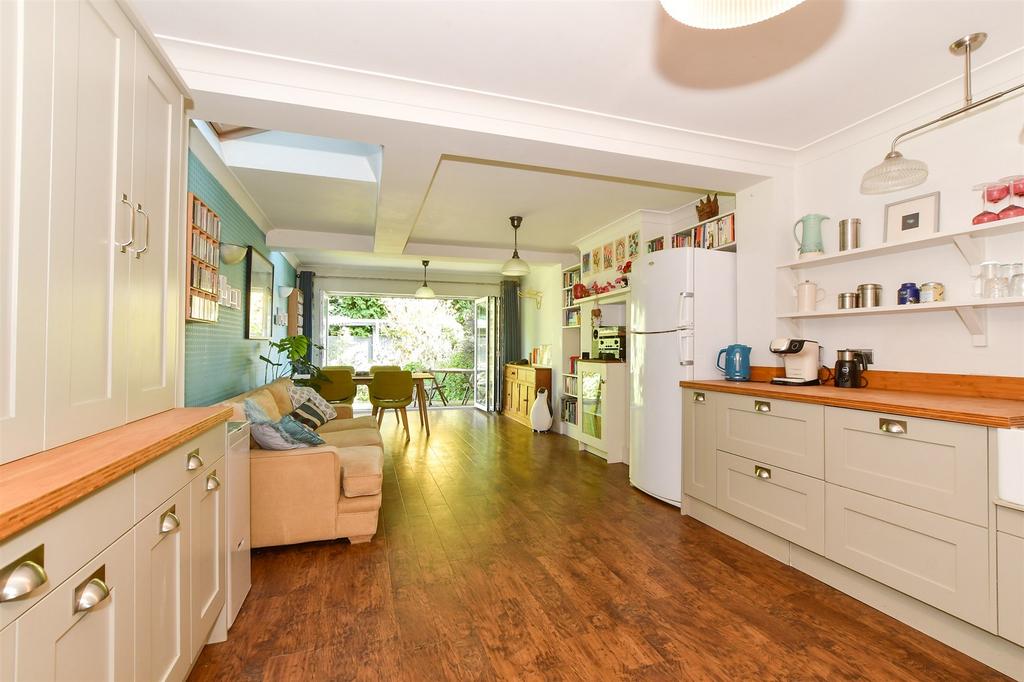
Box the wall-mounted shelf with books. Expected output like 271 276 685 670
186 193 221 323
671 212 735 250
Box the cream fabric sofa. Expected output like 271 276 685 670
220 378 384 547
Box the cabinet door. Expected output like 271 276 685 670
135 487 191 682
45 0 135 447
190 459 226 658
125 40 183 422
1 530 134 681
0 0 54 463
997 531 1024 646
682 389 716 505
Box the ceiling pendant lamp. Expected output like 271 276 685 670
414 260 435 299
501 215 530 277
659 0 805 30
861 32 1024 195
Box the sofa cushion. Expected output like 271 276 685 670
288 385 337 420
278 415 326 446
317 415 380 433
290 400 330 430
321 428 383 449
265 378 297 418
334 446 383 497
246 389 283 422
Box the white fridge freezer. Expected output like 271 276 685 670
628 247 736 505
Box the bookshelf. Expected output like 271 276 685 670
560 264 582 427
562 264 582 327
287 289 304 336
670 212 735 251
186 193 221 323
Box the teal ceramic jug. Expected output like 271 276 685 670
794 214 828 258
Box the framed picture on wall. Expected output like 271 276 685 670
602 243 614 270
581 252 591 275
884 191 940 244
245 247 275 339
614 237 626 264
591 247 602 272
628 231 640 258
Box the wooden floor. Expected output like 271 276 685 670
189 409 1008 681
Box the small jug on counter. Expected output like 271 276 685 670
716 344 752 382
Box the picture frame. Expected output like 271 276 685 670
228 287 241 309
884 191 940 244
614 237 626 264
245 247 275 339
581 252 591 275
602 242 614 270
591 247 602 272
627 231 640 258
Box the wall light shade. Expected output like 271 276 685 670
659 0 804 29
501 256 531 277
860 151 929 195
220 243 247 265
278 285 295 298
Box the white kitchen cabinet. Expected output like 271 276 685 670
190 458 226 658
0 530 135 681
134 487 191 682
682 389 716 506
577 361 628 463
0 0 53 463
226 422 252 628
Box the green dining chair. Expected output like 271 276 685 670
369 370 414 438
368 366 402 417
317 367 356 405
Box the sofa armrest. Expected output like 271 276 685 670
250 445 341 548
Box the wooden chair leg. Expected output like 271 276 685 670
399 407 410 438
376 408 385 427
371 405 378 417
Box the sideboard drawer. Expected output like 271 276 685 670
0 476 133 628
825 484 994 631
135 426 223 522
716 451 824 554
825 407 988 526
716 393 824 478
997 531 1024 646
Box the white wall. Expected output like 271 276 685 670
519 263 566 430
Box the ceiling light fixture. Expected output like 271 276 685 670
861 32 1024 195
501 216 530 277
659 0 805 30
414 260 435 299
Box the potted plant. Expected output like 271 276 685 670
258 334 330 389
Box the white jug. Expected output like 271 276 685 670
796 280 826 312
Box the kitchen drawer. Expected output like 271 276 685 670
135 425 223 522
997 531 1024 646
825 407 988 527
716 451 825 555
825 484 993 630
996 505 1024 539
716 393 824 478
0 475 133 628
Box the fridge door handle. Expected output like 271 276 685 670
678 330 694 366
679 292 694 329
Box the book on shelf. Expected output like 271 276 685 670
189 262 219 294
562 269 581 289
190 231 220 265
189 294 218 322
560 396 577 425
191 200 222 239
562 308 581 326
672 213 736 250
646 236 665 253
562 374 578 397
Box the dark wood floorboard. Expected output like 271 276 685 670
189 409 1009 681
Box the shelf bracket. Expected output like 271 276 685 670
952 234 984 267
954 305 987 347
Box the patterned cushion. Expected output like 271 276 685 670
244 398 322 450
278 415 326 446
290 400 330 431
287 385 337 420
249 422 305 451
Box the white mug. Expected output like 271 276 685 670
796 280 826 312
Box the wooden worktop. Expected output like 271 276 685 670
0 406 231 542
679 380 1024 428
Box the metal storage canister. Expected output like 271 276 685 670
837 292 859 309
920 281 945 302
838 218 861 251
856 283 883 308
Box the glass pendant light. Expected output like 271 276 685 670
860 151 929 195
659 0 805 30
501 216 530 277
414 259 435 299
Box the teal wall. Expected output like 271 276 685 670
184 151 296 406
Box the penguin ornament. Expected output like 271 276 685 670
530 387 553 432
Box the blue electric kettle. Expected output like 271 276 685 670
717 344 752 382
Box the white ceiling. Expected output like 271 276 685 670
138 0 1024 149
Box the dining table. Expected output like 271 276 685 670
352 371 435 436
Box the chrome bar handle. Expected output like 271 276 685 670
754 465 772 481
879 418 908 435
133 203 150 258
0 545 48 603
185 450 203 471
159 507 181 535
206 472 221 491
115 193 135 253
693 392 706 403
754 400 771 414
72 566 110 615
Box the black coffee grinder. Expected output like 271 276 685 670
834 349 868 388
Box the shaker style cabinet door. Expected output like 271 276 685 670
135 487 191 682
190 458 226 659
44 0 136 448
0 0 54 463
0 531 135 681
682 390 716 506
125 39 184 422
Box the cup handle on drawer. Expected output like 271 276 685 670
186 449 203 471
754 465 772 480
159 507 181 534
0 545 48 602
206 472 221 491
754 400 771 413
73 567 110 615
879 418 908 435
693 392 706 403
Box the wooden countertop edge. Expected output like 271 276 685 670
996 498 1024 513
679 380 1024 429
0 407 232 542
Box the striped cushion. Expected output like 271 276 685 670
290 400 329 430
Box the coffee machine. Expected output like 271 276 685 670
769 338 821 386
834 349 868 388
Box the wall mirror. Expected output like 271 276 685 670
246 247 274 340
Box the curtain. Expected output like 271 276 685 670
497 280 521 410
298 270 315 360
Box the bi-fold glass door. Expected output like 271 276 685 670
473 296 498 411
